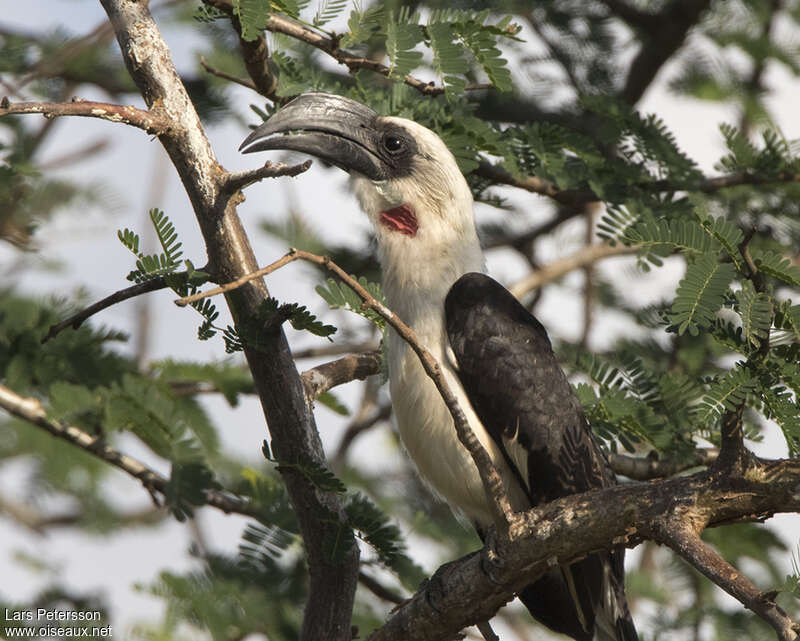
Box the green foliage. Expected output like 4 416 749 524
697 367 756 425
385 8 424 79
119 209 184 283
345 492 404 566
717 124 799 175
431 10 517 93
263 439 347 494
752 249 800 288
152 359 254 407
669 255 737 336
312 0 348 26
317 390 349 415
316 276 385 331
259 297 337 340
775 301 800 342
105 374 219 461
340 2 385 47
427 22 468 95
736 280 772 348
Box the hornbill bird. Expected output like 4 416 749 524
240 93 639 641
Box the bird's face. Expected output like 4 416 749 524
240 93 475 248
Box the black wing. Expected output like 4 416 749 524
445 272 637 641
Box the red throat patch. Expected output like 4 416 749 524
379 204 418 237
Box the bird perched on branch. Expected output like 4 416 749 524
240 92 639 641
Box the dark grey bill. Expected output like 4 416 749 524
239 93 387 181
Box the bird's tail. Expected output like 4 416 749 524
593 556 639 641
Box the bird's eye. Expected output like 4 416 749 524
382 135 404 153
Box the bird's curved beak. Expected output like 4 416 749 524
239 92 385 180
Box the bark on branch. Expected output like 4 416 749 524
366 460 800 641
97 2 359 639
301 350 383 400
655 521 800 641
0 98 170 134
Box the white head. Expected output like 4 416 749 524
240 94 484 296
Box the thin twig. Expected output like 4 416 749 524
509 242 639 299
0 495 166 535
0 383 260 519
43 277 170 343
335 402 392 464
608 449 718 481
199 56 257 91
654 521 800 641
0 98 170 135
174 249 515 534
358 571 404 605
174 252 300 307
223 159 313 193
293 341 380 360
474 161 800 205
38 138 110 170
202 0 447 97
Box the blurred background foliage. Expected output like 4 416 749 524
1 0 800 639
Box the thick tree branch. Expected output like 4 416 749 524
98 2 359 639
301 350 382 400
367 460 800 641
43 276 170 343
0 383 259 518
509 243 639 299
0 98 169 134
655 521 800 641
175 249 516 533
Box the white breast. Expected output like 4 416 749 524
386 293 530 526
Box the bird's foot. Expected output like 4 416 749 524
480 526 506 586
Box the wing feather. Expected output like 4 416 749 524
445 272 637 641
